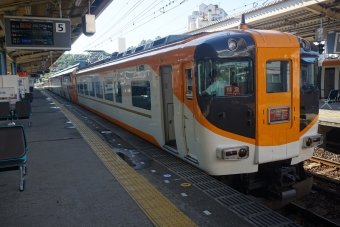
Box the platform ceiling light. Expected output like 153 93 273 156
75 0 82 6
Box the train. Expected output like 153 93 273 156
44 26 322 207
319 58 340 99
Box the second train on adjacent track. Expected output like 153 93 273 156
45 26 322 206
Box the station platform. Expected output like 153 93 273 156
0 89 299 227
318 100 340 152
319 100 340 128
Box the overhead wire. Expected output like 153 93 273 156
146 0 208 38
80 0 165 52
75 0 145 52
85 0 189 51
80 0 134 50
224 0 274 15
83 0 188 52
75 0 276 53
115 0 163 34
96 0 134 36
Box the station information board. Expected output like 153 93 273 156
4 16 71 50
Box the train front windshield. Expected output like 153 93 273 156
300 58 318 90
197 59 253 96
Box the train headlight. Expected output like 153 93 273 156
238 148 247 158
268 107 290 124
216 146 249 160
302 134 323 148
228 39 237 51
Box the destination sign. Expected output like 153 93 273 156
4 16 71 50
10 21 54 45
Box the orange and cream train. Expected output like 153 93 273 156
319 58 340 99
45 29 322 203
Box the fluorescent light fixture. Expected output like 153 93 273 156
75 0 82 6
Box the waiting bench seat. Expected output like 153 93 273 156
0 102 12 122
22 92 33 103
0 125 28 191
321 90 339 109
14 101 32 127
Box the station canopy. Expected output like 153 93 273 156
0 0 112 74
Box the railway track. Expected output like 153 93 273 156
285 202 340 227
310 156 340 169
285 155 340 226
306 156 340 185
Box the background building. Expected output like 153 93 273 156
115 37 127 53
187 4 227 31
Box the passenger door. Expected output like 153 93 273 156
161 66 177 150
182 63 197 161
255 47 300 164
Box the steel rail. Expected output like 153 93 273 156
287 202 340 227
310 156 340 169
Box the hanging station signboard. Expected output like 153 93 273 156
4 16 71 50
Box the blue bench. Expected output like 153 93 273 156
0 125 28 191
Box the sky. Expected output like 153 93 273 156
68 0 274 54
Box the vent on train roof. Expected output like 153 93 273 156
79 61 88 68
107 34 193 62
144 42 152 50
134 45 145 53
154 35 192 47
111 52 118 57
153 37 166 47
126 49 133 55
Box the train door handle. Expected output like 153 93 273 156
184 116 188 119
169 120 172 124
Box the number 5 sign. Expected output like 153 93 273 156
56 23 66 33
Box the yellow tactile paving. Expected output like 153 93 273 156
43 91 197 227
136 196 168 206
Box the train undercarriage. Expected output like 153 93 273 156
218 160 313 209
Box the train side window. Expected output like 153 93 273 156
90 81 95 97
83 78 89 95
115 81 122 103
186 69 193 100
78 83 84 94
63 76 70 84
95 81 103 99
104 78 114 101
131 80 151 110
266 61 290 93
